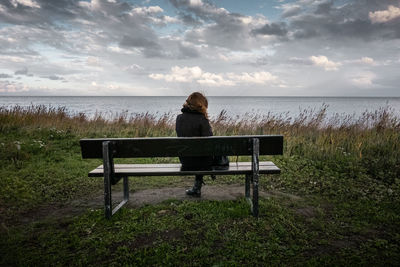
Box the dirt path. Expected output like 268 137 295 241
84 184 273 208
4 185 303 228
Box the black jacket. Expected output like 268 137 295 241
175 107 213 170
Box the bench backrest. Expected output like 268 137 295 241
80 135 283 159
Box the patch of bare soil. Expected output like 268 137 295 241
115 184 273 207
295 207 316 218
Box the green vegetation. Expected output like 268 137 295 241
1 105 400 266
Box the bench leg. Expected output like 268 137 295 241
104 168 112 219
123 176 129 202
252 138 260 218
103 141 129 219
252 173 259 217
111 176 130 216
245 173 253 213
103 141 113 219
104 175 130 219
245 173 251 198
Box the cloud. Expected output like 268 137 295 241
279 3 302 18
0 80 28 93
227 72 278 84
41 75 64 80
351 72 376 87
149 66 203 82
0 0 399 96
177 42 200 58
10 0 40 8
369 5 400 24
14 68 28 75
130 6 164 15
288 57 313 65
285 0 400 41
0 73 12 78
197 72 234 86
149 66 278 86
251 22 288 36
14 67 32 75
360 57 374 65
170 0 274 50
0 0 184 59
310 55 341 71
106 45 134 54
169 0 230 21
125 64 144 71
120 36 160 49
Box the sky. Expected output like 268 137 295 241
0 0 399 96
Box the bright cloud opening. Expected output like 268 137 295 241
369 5 400 24
310 55 341 71
11 0 40 8
149 66 278 87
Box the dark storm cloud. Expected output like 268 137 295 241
0 0 134 27
0 0 200 63
315 1 334 15
1 0 399 58
287 0 400 41
14 67 32 76
169 0 269 50
178 43 200 58
0 0 77 25
41 75 64 80
0 0 177 58
0 73 12 78
168 0 397 52
254 0 400 42
120 36 161 49
251 23 288 36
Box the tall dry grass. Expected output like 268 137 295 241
1 104 399 183
0 105 176 137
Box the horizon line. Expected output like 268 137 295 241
1 95 400 98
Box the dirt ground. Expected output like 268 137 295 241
5 185 303 228
80 184 302 208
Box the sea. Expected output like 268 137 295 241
1 96 400 122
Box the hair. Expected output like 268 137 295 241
183 92 209 119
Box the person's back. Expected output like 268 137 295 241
176 104 213 170
175 92 212 196
176 108 211 137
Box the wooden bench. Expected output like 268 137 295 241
80 135 283 219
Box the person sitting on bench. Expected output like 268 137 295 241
176 92 228 197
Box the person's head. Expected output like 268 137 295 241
183 92 209 118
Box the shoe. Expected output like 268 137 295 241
186 176 203 197
186 187 201 197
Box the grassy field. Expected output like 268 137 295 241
0 105 400 266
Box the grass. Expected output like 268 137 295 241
0 104 400 266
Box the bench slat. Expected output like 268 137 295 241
88 161 281 177
80 135 283 159
91 161 277 169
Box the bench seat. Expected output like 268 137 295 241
88 161 281 177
